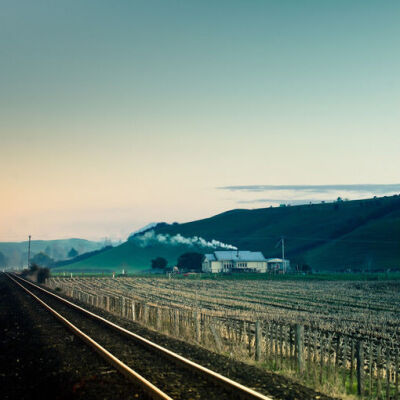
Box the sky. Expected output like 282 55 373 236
1 0 399 242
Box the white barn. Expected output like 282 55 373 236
202 251 268 273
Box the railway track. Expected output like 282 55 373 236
6 273 272 400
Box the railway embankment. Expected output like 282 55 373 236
0 273 148 400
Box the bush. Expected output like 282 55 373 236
177 252 203 272
37 267 50 283
151 257 167 269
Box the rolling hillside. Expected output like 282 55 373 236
60 195 400 273
51 240 207 273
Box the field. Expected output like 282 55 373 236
47 276 400 399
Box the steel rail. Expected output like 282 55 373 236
10 273 273 400
6 273 172 400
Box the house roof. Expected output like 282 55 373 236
204 250 266 261
204 254 216 261
267 258 289 262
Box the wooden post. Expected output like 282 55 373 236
194 311 201 343
174 309 179 336
255 321 262 361
296 324 304 374
248 322 252 357
210 323 223 353
279 324 283 367
327 334 332 380
357 340 364 397
386 350 390 400
369 343 373 399
395 348 399 400
265 322 270 358
292 326 297 370
307 329 312 374
269 324 274 363
313 331 318 383
350 340 355 393
342 337 348 390
143 303 148 324
377 343 382 400
320 334 325 385
335 335 340 383
131 301 136 321
156 307 162 330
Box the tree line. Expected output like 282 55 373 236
151 252 203 272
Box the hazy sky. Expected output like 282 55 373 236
1 1 399 241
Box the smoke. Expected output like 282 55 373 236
133 230 237 250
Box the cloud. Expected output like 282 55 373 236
237 199 325 205
220 184 400 194
219 184 400 206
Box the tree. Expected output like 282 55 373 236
177 252 203 272
68 248 79 258
29 263 39 272
37 267 50 283
151 257 167 269
0 251 8 268
31 252 54 267
301 264 312 274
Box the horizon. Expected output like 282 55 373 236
2 1 399 242
3 191 399 243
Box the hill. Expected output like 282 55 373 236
0 238 105 268
61 195 400 273
51 240 207 273
154 195 400 271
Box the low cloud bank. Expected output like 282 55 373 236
219 184 400 194
219 184 400 206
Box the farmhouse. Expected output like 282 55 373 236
202 251 268 273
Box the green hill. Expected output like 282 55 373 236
61 195 400 273
303 208 400 270
51 240 206 273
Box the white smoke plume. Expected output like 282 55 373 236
133 230 237 250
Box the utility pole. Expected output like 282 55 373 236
281 236 285 260
28 235 31 268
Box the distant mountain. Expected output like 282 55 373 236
56 195 400 273
0 238 105 268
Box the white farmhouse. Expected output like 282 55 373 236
202 251 268 273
